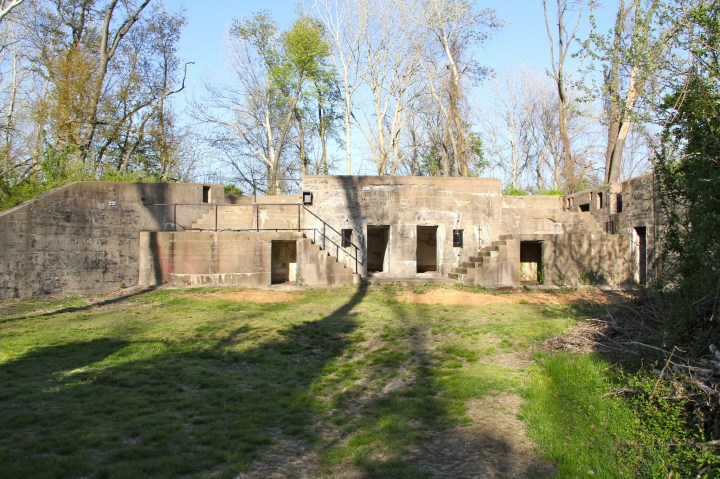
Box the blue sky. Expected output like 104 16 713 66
164 0 614 88
162 0 616 177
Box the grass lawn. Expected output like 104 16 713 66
0 283 609 478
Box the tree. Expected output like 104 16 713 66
418 0 499 177
35 0 153 172
481 68 536 189
97 5 189 179
588 0 684 185
350 0 424 176
0 0 24 24
543 0 592 192
654 0 720 343
198 12 333 194
313 0 365 175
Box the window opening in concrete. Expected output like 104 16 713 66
616 193 623 213
202 185 211 203
597 192 604 209
520 241 543 283
453 229 463 248
579 203 590 212
341 229 353 248
367 225 389 273
633 227 647 285
416 226 438 273
271 240 297 284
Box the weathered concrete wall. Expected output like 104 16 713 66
1 174 662 298
139 230 353 287
301 176 504 277
563 174 662 284
515 233 632 286
0 182 223 298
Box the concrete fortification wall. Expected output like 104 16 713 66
0 174 662 298
0 182 222 298
302 176 504 277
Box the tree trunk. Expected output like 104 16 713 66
78 0 151 168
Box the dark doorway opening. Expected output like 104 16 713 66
202 185 211 203
367 225 389 273
634 227 647 285
579 203 590 212
417 226 438 273
271 241 297 284
520 241 543 283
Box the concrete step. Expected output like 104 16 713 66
448 272 464 280
461 262 478 269
469 255 486 263
454 267 468 274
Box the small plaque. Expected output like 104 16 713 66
108 200 117 207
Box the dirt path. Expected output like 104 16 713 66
395 287 630 306
186 289 300 303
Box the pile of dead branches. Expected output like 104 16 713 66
543 294 720 440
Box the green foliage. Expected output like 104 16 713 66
524 354 633 478
619 369 719 478
535 188 565 196
653 2 720 347
224 184 243 195
0 145 168 212
503 185 528 196
525 353 719 479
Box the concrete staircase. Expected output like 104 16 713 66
448 235 519 287
298 235 358 285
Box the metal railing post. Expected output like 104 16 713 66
355 246 359 274
174 204 177 231
323 223 326 250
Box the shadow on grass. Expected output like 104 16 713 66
0 283 367 478
0 286 159 324
318 286 554 478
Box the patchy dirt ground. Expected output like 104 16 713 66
408 392 556 479
186 289 300 303
395 288 632 306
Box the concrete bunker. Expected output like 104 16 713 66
520 241 543 283
416 225 438 273
367 225 389 273
271 240 297 284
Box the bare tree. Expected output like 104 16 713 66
78 0 152 167
0 0 24 24
543 0 591 192
313 0 366 174
593 0 683 184
482 68 536 189
353 0 425 175
418 0 499 177
196 13 332 194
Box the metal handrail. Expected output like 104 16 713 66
144 201 365 275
